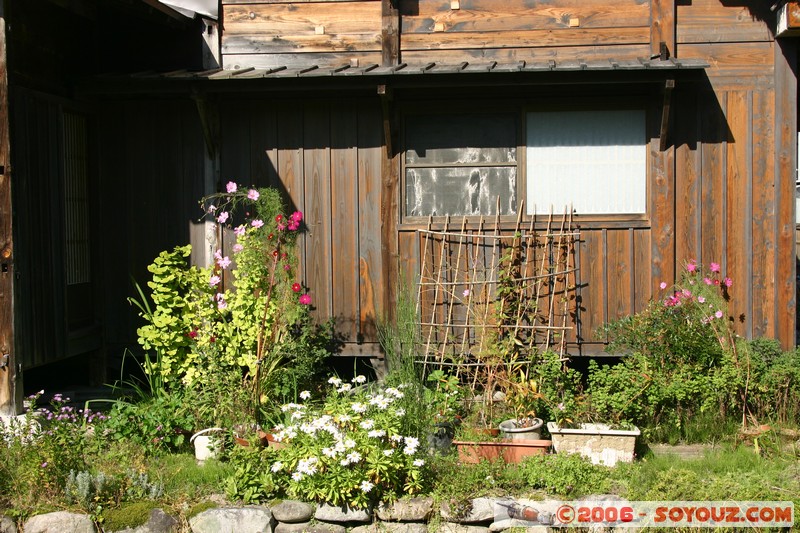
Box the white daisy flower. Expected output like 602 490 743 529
352 375 367 384
360 480 374 493
299 390 311 400
271 461 283 472
413 459 425 467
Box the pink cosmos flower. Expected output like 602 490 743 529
217 211 229 224
217 296 227 310
251 219 264 229
682 289 692 298
233 244 244 253
247 189 260 201
299 294 312 305
218 256 232 270
723 277 732 287
277 223 286 231
698 296 706 303
686 261 697 273
714 310 723 319
659 282 667 290
209 275 221 287
463 289 470 297
214 249 223 261
226 181 238 193
287 221 299 231
234 225 246 237
704 277 713 285
291 211 303 222
284 264 291 271
710 262 721 273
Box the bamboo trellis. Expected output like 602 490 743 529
414 203 578 387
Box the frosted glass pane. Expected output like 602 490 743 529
526 110 646 215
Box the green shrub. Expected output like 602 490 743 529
517 453 612 496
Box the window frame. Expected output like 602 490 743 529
398 98 652 229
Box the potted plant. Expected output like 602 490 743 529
498 376 544 440
543 364 640 466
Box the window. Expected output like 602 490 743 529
402 107 646 220
404 113 517 217
526 109 646 215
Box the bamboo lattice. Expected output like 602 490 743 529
414 203 578 387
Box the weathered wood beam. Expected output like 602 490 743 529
0 0 20 417
651 0 675 58
378 84 395 157
659 78 675 151
777 1 800 37
381 0 399 66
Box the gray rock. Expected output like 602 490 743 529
438 523 489 533
376 497 434 522
489 519 548 532
351 524 428 533
0 516 16 533
272 500 314 523
23 511 96 533
189 506 273 533
440 498 498 524
314 503 371 523
114 509 179 533
274 522 346 533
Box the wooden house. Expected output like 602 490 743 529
1 0 798 414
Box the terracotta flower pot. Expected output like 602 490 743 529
452 439 551 464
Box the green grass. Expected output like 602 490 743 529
145 454 234 502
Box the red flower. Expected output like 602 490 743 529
268 233 274 240
188 330 198 339
272 250 279 258
292 283 302 293
209 336 216 343
275 214 283 223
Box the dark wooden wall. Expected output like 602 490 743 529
219 98 385 355
96 99 206 360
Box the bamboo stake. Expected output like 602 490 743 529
438 217 467 369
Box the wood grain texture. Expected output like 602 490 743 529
751 89 776 339
606 229 632 321
674 89 701 267
725 90 751 338
774 40 797 349
676 0 773 45
400 0 649 33
679 42 774 79
223 3 382 35
400 43 649 63
400 27 649 51
0 3 17 413
331 101 360 341
303 102 333 323
650 0 674 57
358 103 384 341
649 110 675 296
222 34 381 54
700 90 725 265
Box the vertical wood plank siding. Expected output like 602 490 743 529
220 100 385 354
96 99 206 359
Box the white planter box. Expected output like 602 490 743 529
547 422 640 466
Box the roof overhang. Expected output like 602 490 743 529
79 58 709 97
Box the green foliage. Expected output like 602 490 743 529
101 392 195 455
129 186 330 428
102 501 159 532
224 447 277 504
518 453 612 496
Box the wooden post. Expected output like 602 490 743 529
381 0 399 67
651 0 675 59
0 0 20 417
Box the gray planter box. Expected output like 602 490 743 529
547 422 640 466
